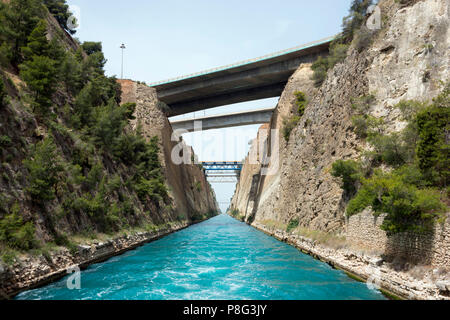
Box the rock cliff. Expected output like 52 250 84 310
119 80 219 220
230 0 450 299
231 0 449 234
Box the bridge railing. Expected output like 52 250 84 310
148 36 335 87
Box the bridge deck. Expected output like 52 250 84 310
149 36 334 88
150 36 335 116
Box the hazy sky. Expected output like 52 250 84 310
67 0 353 212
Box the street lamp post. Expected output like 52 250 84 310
120 44 126 79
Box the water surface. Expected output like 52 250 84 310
17 214 385 300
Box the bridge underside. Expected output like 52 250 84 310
170 108 274 132
151 38 332 117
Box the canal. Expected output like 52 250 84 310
16 214 385 300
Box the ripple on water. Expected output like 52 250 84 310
16 215 386 300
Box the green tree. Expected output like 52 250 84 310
60 51 82 95
81 42 103 56
311 56 329 87
90 101 131 149
24 136 63 203
19 20 59 114
416 103 450 187
0 0 42 65
43 0 76 34
21 19 50 60
20 55 57 113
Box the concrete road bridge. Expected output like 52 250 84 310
170 107 275 133
150 36 334 117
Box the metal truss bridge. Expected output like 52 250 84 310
201 162 243 183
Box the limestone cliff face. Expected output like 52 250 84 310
231 0 449 233
119 80 219 220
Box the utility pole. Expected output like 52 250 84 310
120 44 126 79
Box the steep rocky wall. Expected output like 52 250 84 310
232 0 449 234
118 80 219 220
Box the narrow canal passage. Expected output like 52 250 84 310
17 215 385 300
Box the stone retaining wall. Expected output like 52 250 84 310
347 210 450 268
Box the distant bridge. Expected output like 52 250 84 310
202 162 243 183
150 36 334 116
170 107 274 132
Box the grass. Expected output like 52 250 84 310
260 219 347 249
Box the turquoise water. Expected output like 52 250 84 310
16 214 385 300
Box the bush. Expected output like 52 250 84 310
347 169 447 234
415 93 450 187
0 203 36 250
350 94 383 139
286 219 299 233
311 56 329 87
0 135 12 148
368 132 412 167
134 177 168 204
230 209 240 218
331 160 363 195
282 116 301 142
90 101 132 149
294 91 308 116
311 43 349 88
354 27 376 53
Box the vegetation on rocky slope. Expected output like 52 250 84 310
282 91 308 142
0 0 173 263
332 84 449 234
311 0 378 88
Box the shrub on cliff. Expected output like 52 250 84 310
294 91 308 116
311 0 373 88
331 160 363 196
286 219 299 233
415 87 450 187
282 116 301 142
335 85 450 235
311 43 349 88
0 203 36 250
347 169 446 235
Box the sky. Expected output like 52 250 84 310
67 0 353 212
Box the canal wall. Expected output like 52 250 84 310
347 211 450 269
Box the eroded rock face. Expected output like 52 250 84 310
231 0 449 233
119 80 219 220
